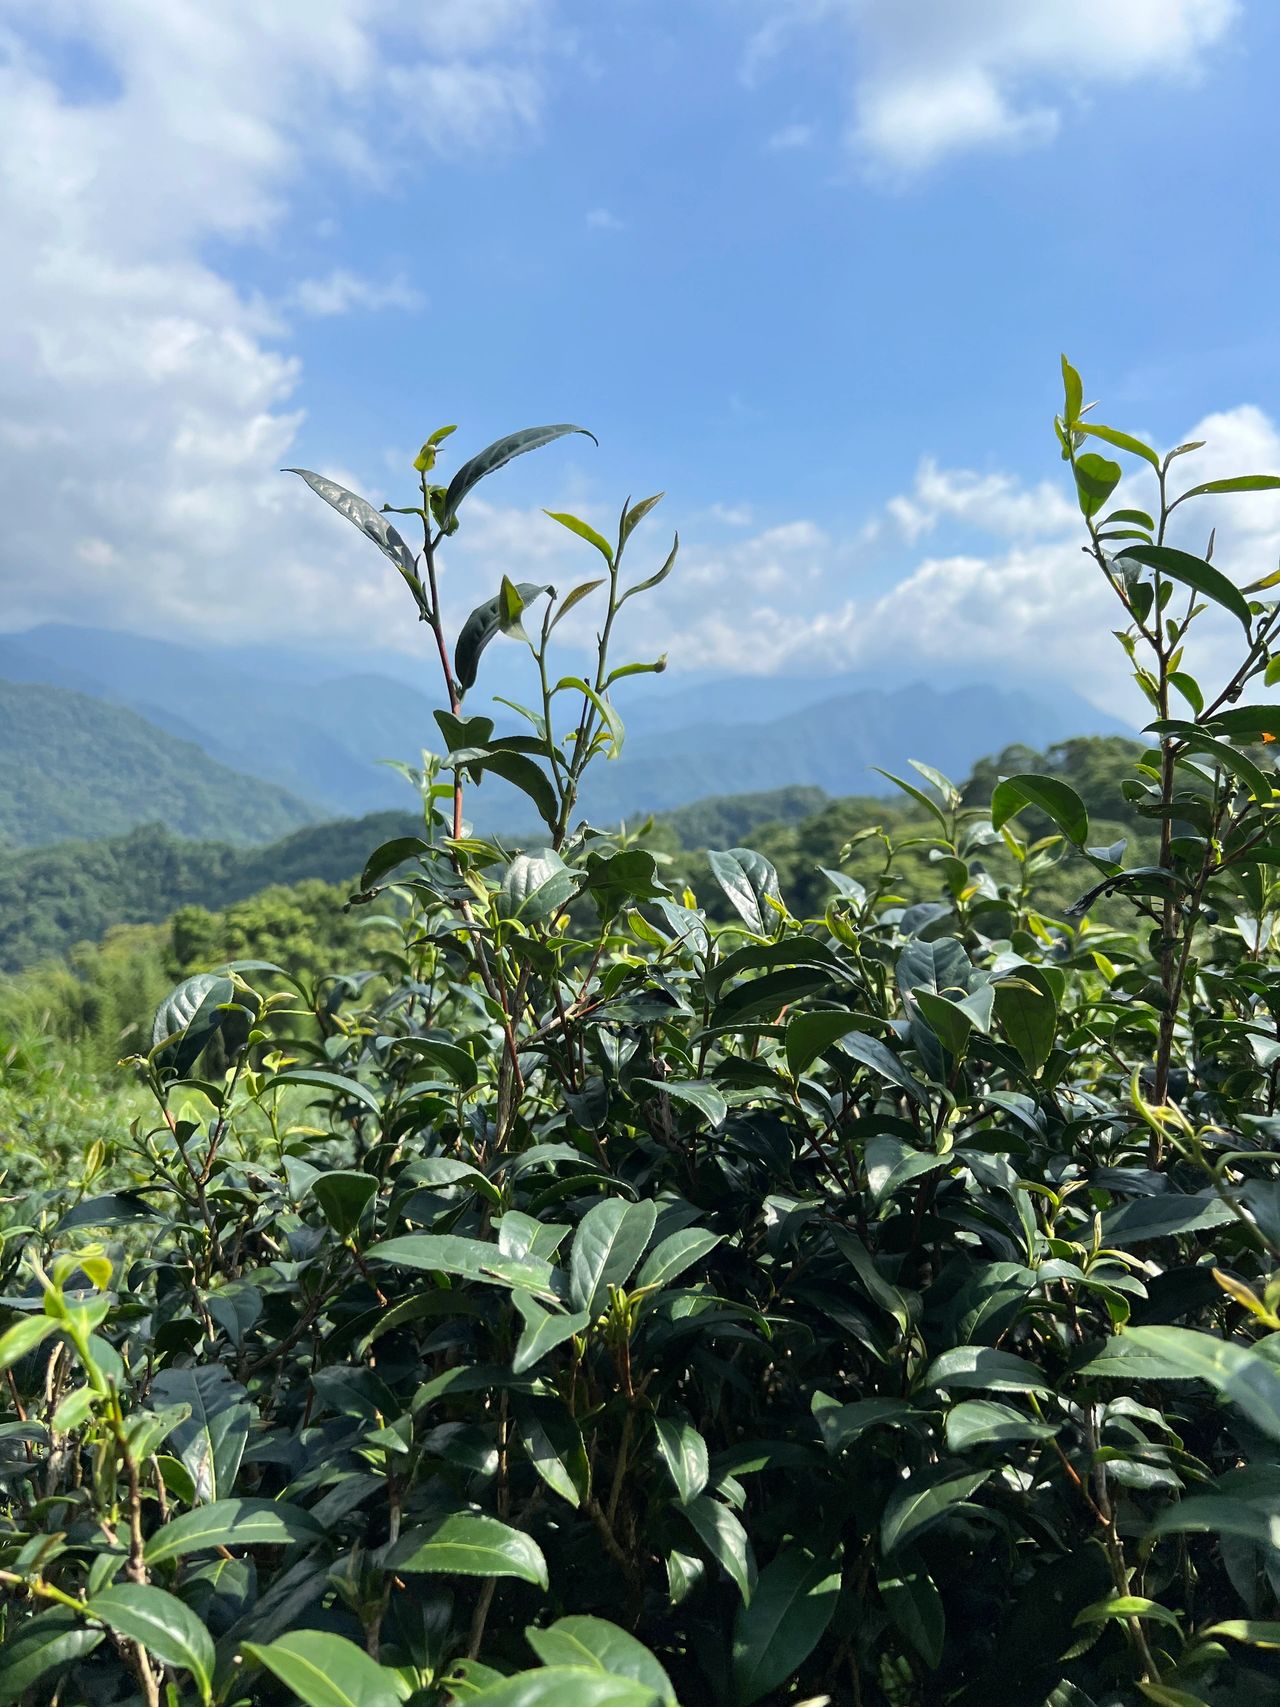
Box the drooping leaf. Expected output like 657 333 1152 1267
87 1585 215 1704
1074 452 1122 517
512 1291 591 1374
878 1554 945 1670
149 1366 250 1505
881 1467 991 1554
151 973 237 1078
455 582 550 693
285 468 422 589
991 775 1089 845
681 1496 754 1602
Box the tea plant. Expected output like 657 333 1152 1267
5 372 1280 1706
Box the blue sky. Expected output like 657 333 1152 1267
2 0 1278 717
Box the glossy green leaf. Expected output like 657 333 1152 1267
923 1345 1051 1395
991 774 1089 845
635 1227 722 1290
0 1314 58 1373
464 1669 661 1707
512 1290 590 1374
273 1068 382 1119
144 1497 322 1564
1078 421 1160 470
525 1617 676 1702
706 847 782 936
569 1198 658 1317
632 1078 726 1127
0 1609 104 1704
945 1399 1056 1452
1074 452 1122 517
243 1631 407 1707
1177 474 1280 500
312 1169 377 1239
1119 544 1253 628
681 1495 754 1602
367 1234 560 1301
654 1413 709 1504
387 1512 549 1587
87 1585 215 1704
732 1548 840 1705
881 1466 991 1554
1118 1327 1280 1442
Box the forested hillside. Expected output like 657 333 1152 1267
0 789 827 971
0 680 317 848
0 740 1147 1065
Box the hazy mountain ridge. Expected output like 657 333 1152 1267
0 680 318 852
0 624 1132 837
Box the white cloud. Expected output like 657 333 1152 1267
608 403 1280 726
286 270 425 317
0 0 555 643
886 456 1077 542
747 0 1239 172
586 207 625 231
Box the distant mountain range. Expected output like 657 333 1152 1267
0 680 316 850
0 623 1132 846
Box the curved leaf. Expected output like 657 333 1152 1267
387 1512 549 1587
243 1631 407 1707
443 426 596 528
1119 544 1253 629
143 1497 323 1564
991 774 1089 845
732 1547 840 1705
87 1585 214 1704
526 1617 676 1702
285 468 421 587
455 582 550 694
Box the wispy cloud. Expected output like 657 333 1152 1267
285 270 424 318
586 207 625 231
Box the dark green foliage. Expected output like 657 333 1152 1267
0 680 317 849
8 382 1280 1707
0 811 420 970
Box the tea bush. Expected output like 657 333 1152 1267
6 370 1280 1705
